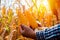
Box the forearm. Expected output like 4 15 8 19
36 24 60 40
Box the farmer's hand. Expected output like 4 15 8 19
20 24 36 39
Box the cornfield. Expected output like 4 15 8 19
0 0 60 40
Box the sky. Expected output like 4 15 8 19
1 0 33 16
1 0 33 10
1 0 51 14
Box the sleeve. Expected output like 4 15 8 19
36 24 60 40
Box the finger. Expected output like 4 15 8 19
21 24 29 30
36 21 42 27
38 23 42 27
20 26 24 34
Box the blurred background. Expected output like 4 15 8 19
0 0 60 40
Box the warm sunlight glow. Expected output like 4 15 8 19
37 0 51 13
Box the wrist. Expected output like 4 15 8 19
30 31 37 40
